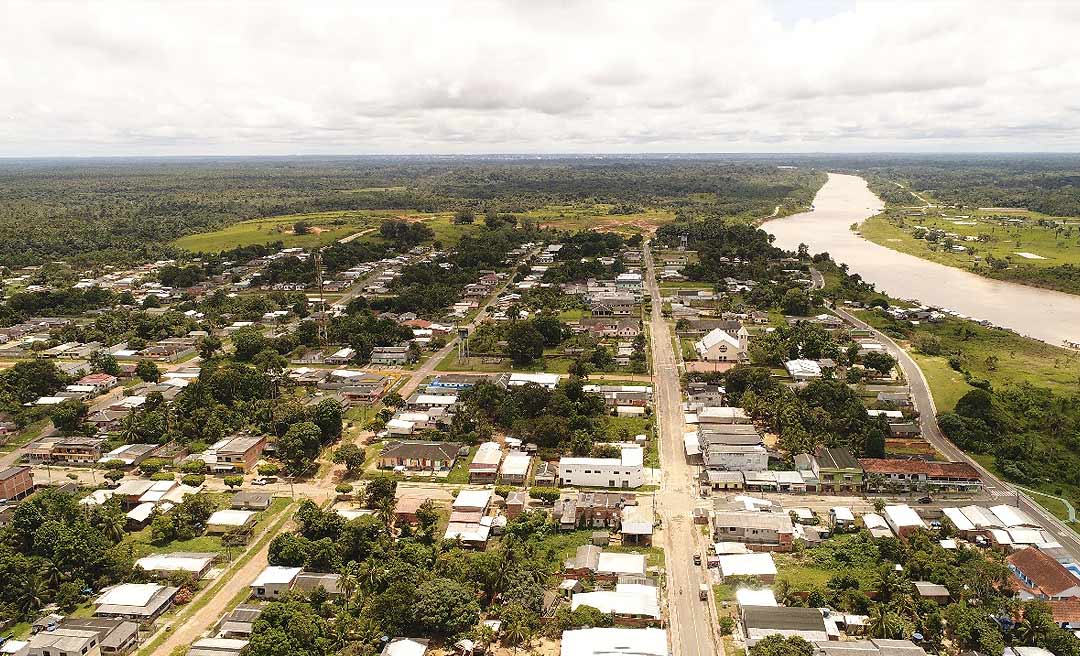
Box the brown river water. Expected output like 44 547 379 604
763 172 1080 347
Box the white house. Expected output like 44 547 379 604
558 446 645 489
694 328 749 362
784 359 822 381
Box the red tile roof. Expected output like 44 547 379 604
858 458 981 480
1008 547 1080 597
1048 599 1080 623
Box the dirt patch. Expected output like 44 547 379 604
685 361 735 373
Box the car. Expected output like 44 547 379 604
693 553 701 565
253 476 277 485
918 496 933 504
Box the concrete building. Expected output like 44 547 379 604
93 583 178 623
0 465 33 501
883 504 927 538
694 327 749 362
813 447 864 494
711 510 795 551
558 446 645 489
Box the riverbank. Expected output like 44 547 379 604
858 209 1080 297
764 172 1080 347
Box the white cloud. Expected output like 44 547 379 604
0 0 1079 155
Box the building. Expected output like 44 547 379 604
231 491 272 511
378 441 460 471
1008 547 1080 600
702 444 768 472
717 553 778 582
813 447 864 493
499 451 532 484
76 372 119 394
188 638 249 656
596 552 647 578
559 628 667 656
504 372 561 389
382 638 429 656
555 492 636 531
97 443 163 468
694 328 749 362
370 345 413 365
913 581 951 604
58 618 139 655
93 583 178 623
712 510 795 551
216 605 262 639
784 359 822 381
136 552 216 578
883 504 927 538
469 442 502 483
0 465 33 501
571 583 660 622
214 435 267 472
206 510 258 534
558 446 645 489
859 458 982 493
28 628 102 656
250 566 303 599
741 605 828 641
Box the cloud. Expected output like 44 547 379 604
0 0 1078 155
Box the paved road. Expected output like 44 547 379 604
829 301 1080 558
646 241 720 656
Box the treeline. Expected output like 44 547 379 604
0 157 824 266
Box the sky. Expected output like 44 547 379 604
2 0 1080 156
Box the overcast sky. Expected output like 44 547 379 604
2 0 1079 156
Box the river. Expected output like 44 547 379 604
763 172 1080 347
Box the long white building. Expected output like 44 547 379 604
558 446 645 489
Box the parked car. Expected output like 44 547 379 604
693 553 701 565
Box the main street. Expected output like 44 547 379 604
645 240 719 656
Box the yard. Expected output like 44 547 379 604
523 203 675 235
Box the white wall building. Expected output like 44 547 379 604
558 446 645 489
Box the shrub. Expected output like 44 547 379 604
257 463 280 476
336 483 354 495
182 474 206 487
150 472 174 481
528 486 560 504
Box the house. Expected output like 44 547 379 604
596 552 647 578
711 510 795 551
76 372 120 394
216 605 263 639
469 442 503 483
207 435 267 472
694 328 749 362
559 628 667 656
0 466 33 501
859 459 982 493
558 446 645 489
250 566 303 599
499 451 532 484
57 618 139 655
695 406 751 425
93 583 178 622
555 492 636 531
97 443 163 468
621 500 654 545
699 470 745 491
293 572 343 596
206 510 258 534
571 583 660 622
814 447 864 493
370 345 413 366
28 436 106 464
136 552 216 578
27 628 102 656
784 359 822 381
877 391 913 408
741 605 828 641
687 382 726 405
913 581 951 604
717 552 778 582
1008 547 1080 600
1047 599 1080 630
503 372 561 389
580 317 642 338
883 504 927 538
324 347 357 365
231 491 272 511
379 441 460 471
590 294 638 317
453 488 493 513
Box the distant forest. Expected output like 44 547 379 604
0 157 824 267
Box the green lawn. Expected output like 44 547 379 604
172 210 395 252
523 204 675 235
911 353 972 412
0 418 48 452
444 447 475 485
435 351 574 373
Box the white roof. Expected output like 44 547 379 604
713 542 750 554
736 588 778 607
387 418 415 431
96 583 163 608
336 508 376 521
251 566 302 587
126 502 156 523
620 446 644 467
683 432 701 456
990 504 1037 528
942 507 976 532
718 553 777 578
616 405 647 415
861 513 888 529
940 539 958 549
596 552 646 576
501 451 531 476
136 553 214 573
785 359 822 377
830 506 855 522
208 509 257 526
696 328 740 353
621 505 653 536
444 522 491 543
572 584 660 619
507 372 560 387
383 638 429 656
560 628 668 656
139 479 177 503
79 489 115 506
414 394 457 405
453 489 493 510
884 504 926 529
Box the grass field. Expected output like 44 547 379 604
435 351 575 373
859 208 1080 294
911 353 972 412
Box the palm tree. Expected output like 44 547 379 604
99 508 127 544
16 573 46 618
340 562 360 611
866 603 903 640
